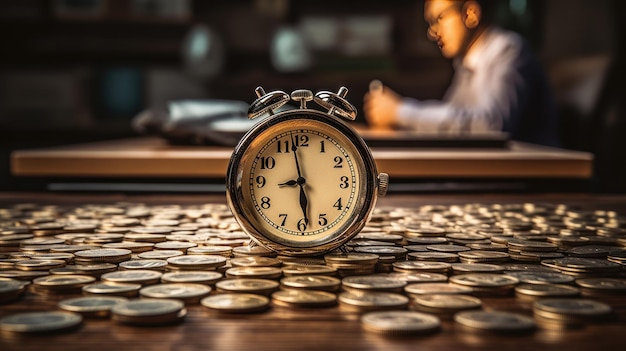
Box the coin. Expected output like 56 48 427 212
0 311 82 333
280 275 341 292
0 278 28 302
58 296 128 317
226 266 282 280
167 255 227 270
74 248 132 264
342 275 407 293
392 261 451 274
505 271 575 285
139 283 211 303
111 298 186 325
32 275 96 294
161 271 223 285
216 278 279 296
230 256 282 268
281 264 337 277
361 311 441 336
450 263 504 275
15 259 66 271
187 246 232 257
515 283 580 299
454 310 536 333
338 291 409 312
272 290 337 308
533 298 613 322
575 277 626 295
137 250 184 260
201 293 270 313
405 283 473 296
101 270 163 286
119 259 168 271
412 294 482 317
82 282 142 297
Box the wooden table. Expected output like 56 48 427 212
11 137 592 179
0 192 625 351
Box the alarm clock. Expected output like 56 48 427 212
226 86 388 256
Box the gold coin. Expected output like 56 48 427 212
449 274 519 288
392 261 451 274
280 275 341 292
58 296 128 317
454 310 536 333
230 257 282 268
32 275 96 289
281 264 337 277
405 283 473 296
111 298 186 325
201 293 270 313
271 290 337 308
533 298 612 320
15 259 66 271
167 255 227 269
74 248 132 263
338 291 409 311
342 275 407 292
101 270 163 286
119 259 168 271
161 271 222 285
226 267 282 280
412 294 482 314
514 283 580 298
137 250 184 260
82 282 141 297
361 311 441 336
216 278 279 296
139 283 211 303
0 311 82 333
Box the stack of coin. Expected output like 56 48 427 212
111 298 186 325
31 275 96 295
450 263 504 275
232 245 276 257
139 283 211 304
515 283 580 300
101 270 162 286
454 310 536 333
338 291 409 312
14 259 66 271
51 263 117 277
166 255 227 271
82 282 142 297
74 248 132 265
392 261 451 275
272 289 337 308
324 253 379 276
574 277 626 296
280 275 341 292
342 275 407 293
408 251 458 263
58 296 128 317
201 293 270 313
0 311 83 333
216 278 279 296
0 277 28 302
230 256 282 268
361 311 441 336
533 298 613 329
226 266 282 280
102 242 154 253
411 294 482 319
506 271 575 285
161 271 223 286
457 250 510 264
449 273 519 296
281 264 337 277
138 250 184 260
154 241 197 253
187 246 232 257
541 257 622 278
118 259 168 271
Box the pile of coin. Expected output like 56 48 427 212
0 201 625 336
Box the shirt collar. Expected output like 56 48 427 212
458 27 494 71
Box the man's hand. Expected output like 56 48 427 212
363 83 402 130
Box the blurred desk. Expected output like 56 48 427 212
10 137 593 191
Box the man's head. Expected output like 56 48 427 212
424 0 494 59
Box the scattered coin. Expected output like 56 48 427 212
361 311 441 336
139 283 211 303
272 290 337 308
454 310 536 333
58 296 128 317
0 311 83 333
111 298 186 325
201 293 270 313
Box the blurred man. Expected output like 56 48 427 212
364 0 559 146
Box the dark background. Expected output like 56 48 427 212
0 0 623 192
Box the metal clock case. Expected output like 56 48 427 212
226 86 388 256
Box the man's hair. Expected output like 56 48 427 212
473 0 497 24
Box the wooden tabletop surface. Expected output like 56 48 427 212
0 192 624 351
10 137 593 179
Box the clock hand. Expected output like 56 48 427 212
278 180 298 186
291 132 308 224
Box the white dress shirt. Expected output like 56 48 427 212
396 27 559 146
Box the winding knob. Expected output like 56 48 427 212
291 89 314 109
248 86 290 119
377 173 389 196
313 86 357 120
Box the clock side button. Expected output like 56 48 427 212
377 173 389 196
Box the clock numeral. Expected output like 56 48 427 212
255 176 266 188
333 198 343 210
339 176 349 189
318 213 328 226
297 218 308 232
259 156 276 169
333 156 343 168
278 213 287 226
320 140 326 153
294 134 309 147
260 196 271 209
276 140 290 153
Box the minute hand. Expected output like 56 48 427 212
291 134 308 224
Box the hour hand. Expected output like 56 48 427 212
278 180 298 187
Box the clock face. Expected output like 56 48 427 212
236 116 368 248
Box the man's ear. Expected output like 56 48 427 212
463 1 482 29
